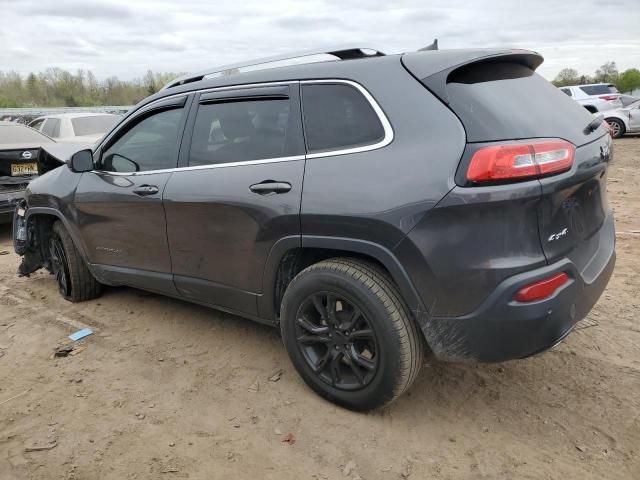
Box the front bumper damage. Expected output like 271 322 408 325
13 201 48 277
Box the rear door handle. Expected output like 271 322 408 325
249 181 292 195
133 185 159 196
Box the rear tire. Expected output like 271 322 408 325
50 221 101 302
605 118 625 138
280 258 423 411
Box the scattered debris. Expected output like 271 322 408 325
69 328 93 341
247 381 259 393
168 442 175 447
0 388 31 406
135 413 146 420
576 445 587 453
342 460 356 476
24 439 58 452
54 345 74 357
0 251 9 256
69 346 87 356
274 427 283 435
268 368 283 382
281 432 296 445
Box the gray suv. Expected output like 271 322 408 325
13 46 615 410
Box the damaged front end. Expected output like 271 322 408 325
13 200 55 277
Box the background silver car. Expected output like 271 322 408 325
603 99 640 138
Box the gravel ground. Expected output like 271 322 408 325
0 136 638 480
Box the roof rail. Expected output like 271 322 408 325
161 45 386 90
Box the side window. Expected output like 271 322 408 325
42 118 61 138
189 99 293 166
101 108 184 172
29 119 45 131
301 83 385 153
560 88 572 97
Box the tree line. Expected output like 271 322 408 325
2 62 639 109
553 61 640 93
0 69 179 108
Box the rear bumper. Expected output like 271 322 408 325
423 213 616 362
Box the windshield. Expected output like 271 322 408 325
0 124 53 144
71 115 119 136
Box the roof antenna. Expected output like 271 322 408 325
418 39 438 51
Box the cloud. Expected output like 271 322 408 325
0 0 638 81
20 0 132 19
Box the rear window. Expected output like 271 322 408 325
301 84 385 153
0 125 53 144
579 85 619 95
445 62 595 146
72 115 118 136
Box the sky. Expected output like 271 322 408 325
1 0 638 82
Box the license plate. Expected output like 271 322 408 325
11 163 38 176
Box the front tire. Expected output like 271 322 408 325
605 118 625 138
49 221 101 302
280 258 423 411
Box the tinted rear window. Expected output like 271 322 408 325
0 125 53 144
301 84 384 153
579 85 619 95
446 62 596 145
72 115 118 136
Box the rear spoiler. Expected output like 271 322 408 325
401 49 543 104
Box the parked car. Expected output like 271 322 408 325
603 99 640 138
559 83 623 112
13 46 615 410
0 122 56 222
29 113 120 144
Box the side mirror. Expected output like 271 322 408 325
69 149 94 173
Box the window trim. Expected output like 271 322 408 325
93 79 393 177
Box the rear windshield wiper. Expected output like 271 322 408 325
584 114 604 134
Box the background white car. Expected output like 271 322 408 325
29 113 120 143
559 83 623 113
603 99 640 138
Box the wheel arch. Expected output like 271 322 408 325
258 235 426 326
24 207 90 262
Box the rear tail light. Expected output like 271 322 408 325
599 95 618 101
466 140 574 183
514 272 569 303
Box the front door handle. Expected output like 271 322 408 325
133 185 159 196
249 181 292 195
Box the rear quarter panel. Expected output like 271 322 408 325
300 57 466 250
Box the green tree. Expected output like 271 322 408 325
594 61 619 83
552 68 580 87
616 68 640 93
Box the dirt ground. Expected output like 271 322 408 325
1 137 639 480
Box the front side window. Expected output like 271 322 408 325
189 99 292 166
101 108 184 172
301 83 385 153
